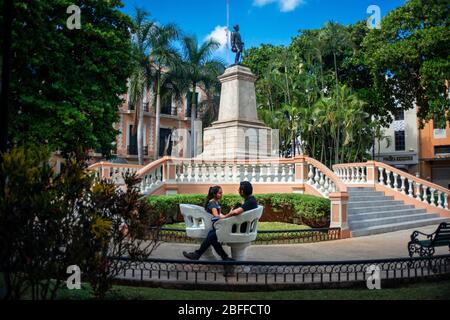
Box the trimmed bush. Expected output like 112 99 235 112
146 193 330 228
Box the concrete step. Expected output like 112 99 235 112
349 208 428 221
347 191 386 197
349 204 415 214
348 200 403 209
348 195 394 202
347 187 375 193
351 218 450 237
349 212 440 229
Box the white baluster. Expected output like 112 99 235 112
307 165 314 184
415 183 422 201
314 168 320 189
393 173 398 191
355 167 361 183
400 176 406 194
385 170 391 188
197 163 203 182
444 193 448 210
250 165 256 182
255 164 261 182
319 172 325 193
267 163 272 182
204 163 211 181
378 167 384 185
288 164 294 182
361 167 367 183
244 165 249 181
422 185 428 204
220 164 226 181
408 180 413 197
437 191 443 209
228 164 234 181
281 165 287 182
273 163 279 182
324 178 330 196
430 188 436 206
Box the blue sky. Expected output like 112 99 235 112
120 0 406 63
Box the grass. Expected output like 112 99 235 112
164 221 311 231
55 280 450 300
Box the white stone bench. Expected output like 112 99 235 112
179 204 263 260
179 204 216 259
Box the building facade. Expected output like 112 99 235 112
375 103 450 189
374 105 420 175
93 85 206 165
418 118 450 189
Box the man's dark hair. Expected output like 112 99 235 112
239 181 253 197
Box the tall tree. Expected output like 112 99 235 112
148 23 180 159
129 8 154 165
179 36 224 157
362 0 450 126
4 0 133 157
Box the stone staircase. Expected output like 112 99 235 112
348 187 450 237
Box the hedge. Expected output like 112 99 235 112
146 193 330 228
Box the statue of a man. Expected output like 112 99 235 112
231 24 244 65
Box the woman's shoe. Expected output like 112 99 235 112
183 251 200 260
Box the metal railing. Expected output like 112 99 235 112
156 227 341 244
111 254 450 289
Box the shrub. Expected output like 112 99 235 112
0 146 160 300
146 193 330 228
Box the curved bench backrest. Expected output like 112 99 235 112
179 204 213 239
215 205 264 243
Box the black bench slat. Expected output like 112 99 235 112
409 222 450 257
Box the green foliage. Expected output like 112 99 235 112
361 0 450 126
0 146 160 300
146 193 330 227
5 0 133 157
243 1 449 162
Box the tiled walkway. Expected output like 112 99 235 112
150 224 450 262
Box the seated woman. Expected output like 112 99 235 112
183 185 233 261
183 181 258 261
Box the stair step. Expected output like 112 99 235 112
349 213 440 229
347 191 386 197
349 204 415 214
348 200 403 209
347 188 375 193
349 208 427 221
350 218 450 237
348 195 393 202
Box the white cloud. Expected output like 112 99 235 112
204 25 229 52
253 0 305 12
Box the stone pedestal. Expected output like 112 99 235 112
200 65 277 160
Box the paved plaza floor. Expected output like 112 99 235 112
150 224 450 262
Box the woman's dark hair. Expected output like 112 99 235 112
239 181 253 197
204 185 222 210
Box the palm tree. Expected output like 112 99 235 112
319 21 350 114
148 23 180 159
129 8 154 165
178 36 224 157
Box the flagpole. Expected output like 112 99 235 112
226 0 230 65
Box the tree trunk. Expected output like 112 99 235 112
154 77 161 159
0 0 13 154
190 83 197 158
137 97 144 165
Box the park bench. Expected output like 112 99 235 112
179 204 264 260
408 222 450 258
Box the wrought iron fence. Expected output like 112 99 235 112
111 254 450 289
155 227 341 244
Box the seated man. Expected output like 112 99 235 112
183 181 258 261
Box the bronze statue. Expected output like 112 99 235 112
231 24 244 65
